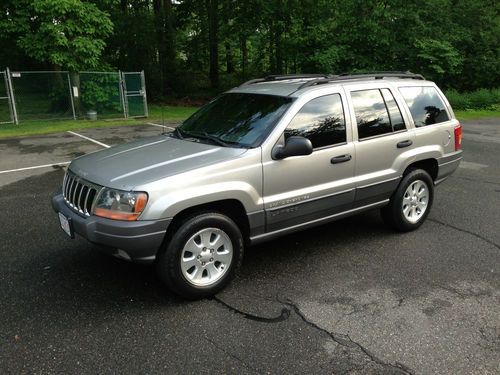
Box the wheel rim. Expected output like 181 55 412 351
402 179 429 224
180 228 233 287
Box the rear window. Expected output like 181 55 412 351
399 86 450 127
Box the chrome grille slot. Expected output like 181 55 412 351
62 171 101 216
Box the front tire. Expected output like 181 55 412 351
381 169 434 231
156 212 244 299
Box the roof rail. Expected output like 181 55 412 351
240 74 332 86
293 71 425 92
336 71 425 80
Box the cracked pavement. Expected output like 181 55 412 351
1 119 499 374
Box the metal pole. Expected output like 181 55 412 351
140 70 148 117
5 67 19 125
68 72 76 120
119 70 128 119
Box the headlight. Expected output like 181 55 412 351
94 188 148 221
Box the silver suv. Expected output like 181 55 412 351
52 72 463 298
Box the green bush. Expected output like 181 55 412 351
445 88 500 110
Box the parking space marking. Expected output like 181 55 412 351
459 161 488 170
67 131 111 148
147 122 175 131
0 162 70 175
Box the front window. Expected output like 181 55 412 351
285 94 346 149
177 93 293 148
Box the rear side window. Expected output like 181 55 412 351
399 86 450 127
285 94 346 149
351 89 406 139
381 89 405 132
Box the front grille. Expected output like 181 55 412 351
62 171 101 216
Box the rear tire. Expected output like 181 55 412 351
156 212 244 299
381 169 434 232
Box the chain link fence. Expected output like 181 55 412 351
0 69 148 124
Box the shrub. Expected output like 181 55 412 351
445 88 500 110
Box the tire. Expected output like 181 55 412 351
156 212 244 299
381 169 434 232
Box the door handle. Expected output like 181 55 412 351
397 140 413 148
331 154 352 164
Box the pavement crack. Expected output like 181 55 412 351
211 296 290 323
278 297 414 375
204 336 261 374
428 218 500 250
437 284 492 299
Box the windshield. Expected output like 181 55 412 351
177 93 293 148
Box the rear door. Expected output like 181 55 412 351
262 91 356 232
345 85 416 207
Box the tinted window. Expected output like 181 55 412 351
285 94 346 148
351 89 392 139
381 89 406 132
179 93 293 148
399 86 450 127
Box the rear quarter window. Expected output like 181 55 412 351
399 86 450 127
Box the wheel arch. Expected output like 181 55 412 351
404 158 438 181
164 199 251 247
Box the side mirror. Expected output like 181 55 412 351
273 136 313 160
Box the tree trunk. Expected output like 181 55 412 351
154 0 176 95
269 21 275 73
206 0 219 88
240 35 248 74
225 42 234 73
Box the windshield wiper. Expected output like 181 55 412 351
200 131 232 147
171 127 184 139
181 130 231 147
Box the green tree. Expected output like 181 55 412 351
1 0 113 71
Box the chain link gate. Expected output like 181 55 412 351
0 69 16 124
120 71 148 118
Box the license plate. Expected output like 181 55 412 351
58 212 73 238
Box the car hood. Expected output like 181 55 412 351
69 135 248 190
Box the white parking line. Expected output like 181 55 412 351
147 122 175 131
459 161 488 170
0 162 70 175
67 131 110 148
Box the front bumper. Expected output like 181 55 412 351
52 192 171 262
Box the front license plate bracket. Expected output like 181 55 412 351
58 212 74 238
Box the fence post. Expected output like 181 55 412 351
67 72 76 120
141 70 149 117
5 67 19 125
118 70 128 119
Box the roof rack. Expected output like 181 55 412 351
240 74 332 86
337 71 425 80
295 71 425 92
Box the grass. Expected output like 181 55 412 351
454 110 500 120
0 104 198 139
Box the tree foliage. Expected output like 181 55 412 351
1 0 113 71
1 0 498 98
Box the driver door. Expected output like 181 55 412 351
262 92 356 232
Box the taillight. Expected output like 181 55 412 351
454 124 462 151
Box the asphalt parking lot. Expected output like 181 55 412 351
1 120 499 374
